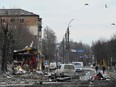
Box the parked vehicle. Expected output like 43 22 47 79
54 64 76 77
49 62 57 70
72 62 84 72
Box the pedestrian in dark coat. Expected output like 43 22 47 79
102 66 106 74
95 66 99 74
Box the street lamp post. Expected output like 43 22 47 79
55 43 59 66
1 21 8 73
66 19 74 63
62 38 65 64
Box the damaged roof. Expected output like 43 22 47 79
0 8 39 16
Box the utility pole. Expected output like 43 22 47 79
66 27 70 63
66 19 74 63
62 38 64 64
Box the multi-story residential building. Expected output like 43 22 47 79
0 8 43 69
0 8 42 50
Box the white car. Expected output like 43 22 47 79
54 64 76 77
72 62 84 72
49 62 57 70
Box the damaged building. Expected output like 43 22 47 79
0 8 43 70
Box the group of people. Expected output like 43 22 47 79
95 65 106 74
93 65 107 80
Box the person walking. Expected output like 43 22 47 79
95 66 99 74
102 66 106 74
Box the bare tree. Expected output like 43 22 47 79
58 39 91 64
0 22 37 73
92 38 110 66
42 26 56 62
7 24 37 62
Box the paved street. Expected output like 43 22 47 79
0 67 115 87
0 79 115 87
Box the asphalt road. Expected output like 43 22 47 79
0 67 116 87
0 80 115 87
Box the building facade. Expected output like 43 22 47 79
0 8 42 51
0 9 43 69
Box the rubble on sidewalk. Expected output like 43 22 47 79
0 68 48 86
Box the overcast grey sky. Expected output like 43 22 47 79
1 0 116 45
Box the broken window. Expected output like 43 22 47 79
10 19 15 23
20 19 24 23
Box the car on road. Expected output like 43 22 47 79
54 64 76 77
49 62 57 70
72 62 84 72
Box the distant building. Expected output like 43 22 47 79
0 8 42 50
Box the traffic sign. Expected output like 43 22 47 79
76 49 84 53
44 60 49 65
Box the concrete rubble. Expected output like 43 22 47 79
0 66 48 87
0 65 116 87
